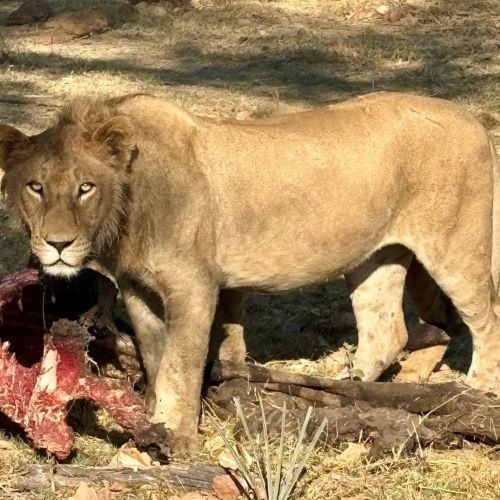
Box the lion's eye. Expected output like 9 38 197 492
79 182 95 196
27 181 43 196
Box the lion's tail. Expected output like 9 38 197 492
490 134 500 294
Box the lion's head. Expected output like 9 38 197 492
0 101 136 278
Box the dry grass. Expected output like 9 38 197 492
0 0 499 498
303 446 500 499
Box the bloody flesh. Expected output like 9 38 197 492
0 269 149 459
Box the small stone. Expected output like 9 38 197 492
335 442 368 465
108 482 127 492
376 4 404 23
386 5 403 22
375 4 391 15
70 483 98 500
212 474 240 500
109 444 153 467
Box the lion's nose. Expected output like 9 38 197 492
46 240 75 254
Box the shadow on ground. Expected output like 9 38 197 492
3 0 498 107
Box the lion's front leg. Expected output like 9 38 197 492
152 268 219 455
119 280 167 416
343 246 412 381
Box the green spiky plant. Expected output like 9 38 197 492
208 396 327 500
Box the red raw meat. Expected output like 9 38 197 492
0 269 152 459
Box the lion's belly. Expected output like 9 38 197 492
220 245 375 292
216 188 397 291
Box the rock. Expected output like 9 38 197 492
70 483 99 500
44 10 111 38
375 4 391 15
6 0 53 26
109 444 153 468
386 4 403 23
335 442 368 465
211 474 240 500
376 4 404 23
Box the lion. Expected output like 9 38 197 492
0 92 499 454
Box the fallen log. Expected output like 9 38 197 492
209 360 497 415
207 361 500 455
13 463 229 492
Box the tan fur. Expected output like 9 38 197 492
1 92 499 453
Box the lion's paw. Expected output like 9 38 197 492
166 429 201 458
465 374 499 397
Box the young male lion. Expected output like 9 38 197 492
0 92 499 454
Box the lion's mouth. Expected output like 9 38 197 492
44 260 81 278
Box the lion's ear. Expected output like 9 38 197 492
0 124 29 167
92 116 136 165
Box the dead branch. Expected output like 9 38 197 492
13 463 228 492
209 361 492 411
208 361 500 445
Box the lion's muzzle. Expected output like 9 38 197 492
33 237 91 278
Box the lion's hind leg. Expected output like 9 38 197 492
410 238 500 394
208 289 246 364
341 245 413 381
402 165 500 394
406 259 460 328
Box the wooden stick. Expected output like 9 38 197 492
209 361 499 418
13 463 229 492
261 382 352 407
